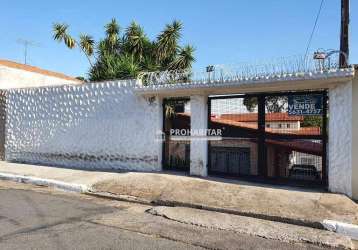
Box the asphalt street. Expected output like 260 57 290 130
0 181 337 250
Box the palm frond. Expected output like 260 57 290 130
63 34 76 49
169 45 195 70
105 18 120 46
156 20 183 64
52 23 69 42
79 34 95 56
123 21 149 62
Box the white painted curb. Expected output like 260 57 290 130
0 173 88 193
323 219 358 240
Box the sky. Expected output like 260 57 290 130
0 0 357 78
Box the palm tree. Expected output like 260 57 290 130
123 22 149 62
89 53 140 81
156 20 182 65
104 18 121 54
53 23 94 67
52 19 195 82
168 45 195 70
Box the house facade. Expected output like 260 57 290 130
1 63 358 200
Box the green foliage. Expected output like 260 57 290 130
302 116 322 128
89 54 140 81
52 18 195 82
243 97 258 112
75 76 86 82
243 96 287 113
79 34 95 56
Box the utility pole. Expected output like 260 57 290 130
339 0 349 68
17 39 40 65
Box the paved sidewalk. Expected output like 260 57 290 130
0 161 357 229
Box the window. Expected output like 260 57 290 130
278 124 282 128
266 124 270 128
287 124 291 128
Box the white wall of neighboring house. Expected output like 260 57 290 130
290 151 322 171
266 121 300 130
5 80 162 171
0 63 81 89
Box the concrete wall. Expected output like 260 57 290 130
5 80 162 171
351 72 358 200
190 95 208 176
328 71 358 200
0 65 80 89
328 80 353 197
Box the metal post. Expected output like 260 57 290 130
339 0 349 68
258 95 267 177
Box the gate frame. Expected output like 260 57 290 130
207 90 328 187
162 97 191 172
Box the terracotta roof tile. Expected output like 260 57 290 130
220 113 304 122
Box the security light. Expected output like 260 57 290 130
313 51 327 60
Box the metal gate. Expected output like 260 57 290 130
208 91 328 186
162 97 190 171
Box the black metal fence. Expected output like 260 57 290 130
208 91 328 186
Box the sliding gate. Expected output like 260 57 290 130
208 91 327 186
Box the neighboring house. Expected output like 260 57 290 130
219 113 320 134
217 113 322 177
168 112 322 180
0 59 82 89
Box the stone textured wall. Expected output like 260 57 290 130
0 91 5 160
328 81 352 196
5 80 161 171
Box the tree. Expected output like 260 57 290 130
302 116 323 128
53 19 195 82
243 96 287 113
53 23 94 67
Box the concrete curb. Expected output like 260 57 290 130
86 190 153 205
86 190 325 229
87 190 358 244
0 173 88 193
323 220 358 241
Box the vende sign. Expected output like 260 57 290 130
288 95 323 116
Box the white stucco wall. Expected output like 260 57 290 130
328 81 352 196
0 65 81 89
190 95 208 176
351 72 358 200
5 80 162 171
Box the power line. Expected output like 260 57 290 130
304 0 325 60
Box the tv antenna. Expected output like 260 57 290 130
17 38 41 65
